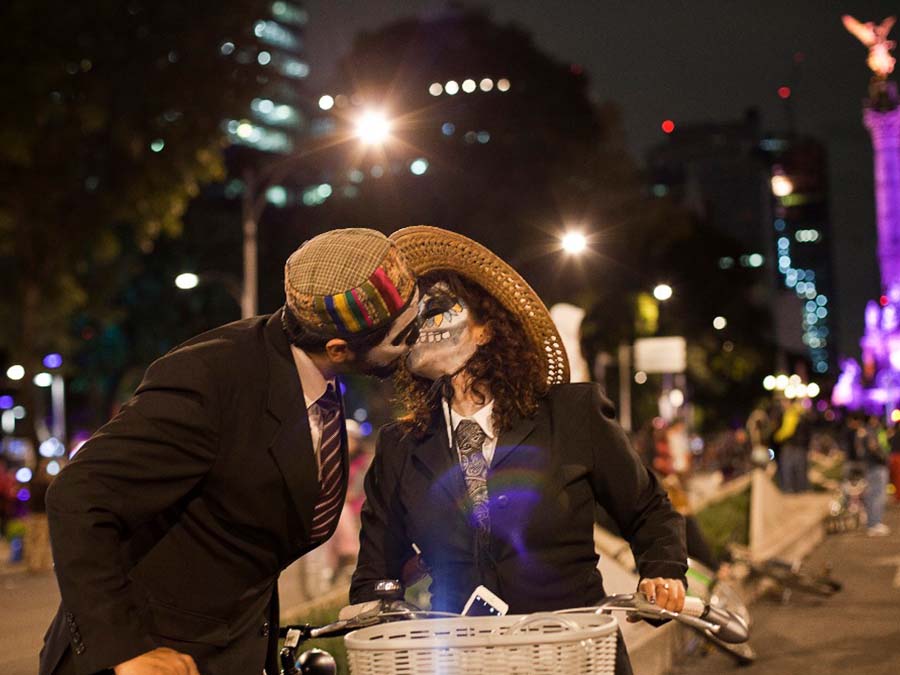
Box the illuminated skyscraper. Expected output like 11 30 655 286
647 113 836 373
221 1 310 157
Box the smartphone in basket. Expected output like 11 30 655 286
462 585 509 616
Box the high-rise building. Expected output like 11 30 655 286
647 113 835 374
221 1 310 158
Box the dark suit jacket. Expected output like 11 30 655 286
350 383 686 614
41 313 346 675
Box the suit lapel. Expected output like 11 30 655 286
411 414 468 506
491 413 537 470
263 313 320 538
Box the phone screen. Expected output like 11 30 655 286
464 594 504 616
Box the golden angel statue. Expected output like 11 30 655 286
843 14 897 78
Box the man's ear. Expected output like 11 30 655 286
325 338 354 364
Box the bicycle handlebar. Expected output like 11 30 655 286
578 593 749 643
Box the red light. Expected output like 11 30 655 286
881 295 889 306
778 86 791 99
661 119 675 134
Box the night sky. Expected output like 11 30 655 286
303 0 900 361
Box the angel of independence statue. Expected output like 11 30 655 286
843 14 897 79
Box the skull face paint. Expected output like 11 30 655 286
407 282 480 381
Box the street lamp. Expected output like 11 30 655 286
175 272 242 308
653 284 673 301
560 231 588 254
237 107 396 320
175 273 200 290
354 109 392 146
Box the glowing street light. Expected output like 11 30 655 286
653 284 674 301
6 365 25 381
561 231 587 254
713 316 727 330
175 273 200 290
354 109 392 145
33 372 53 388
770 174 794 197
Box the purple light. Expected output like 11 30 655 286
16 488 30 502
43 353 63 369
0 395 13 410
339 382 347 396
360 422 373 436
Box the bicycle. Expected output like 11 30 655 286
726 546 843 602
278 579 749 675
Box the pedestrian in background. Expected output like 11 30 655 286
773 400 811 493
858 415 890 536
25 458 54 573
890 422 900 504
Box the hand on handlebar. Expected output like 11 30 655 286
114 647 203 675
637 577 686 613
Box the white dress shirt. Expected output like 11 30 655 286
290 345 337 477
442 399 497 465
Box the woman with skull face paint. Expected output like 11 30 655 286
350 228 688 675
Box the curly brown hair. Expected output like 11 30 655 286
394 271 549 437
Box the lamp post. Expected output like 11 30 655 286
238 108 394 318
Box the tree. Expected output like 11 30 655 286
0 0 270 447
300 8 775 429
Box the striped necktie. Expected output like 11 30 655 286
309 382 345 544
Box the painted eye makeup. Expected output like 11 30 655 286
391 318 421 347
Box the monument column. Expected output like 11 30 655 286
864 82 900 294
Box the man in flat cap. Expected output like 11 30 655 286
40 229 421 675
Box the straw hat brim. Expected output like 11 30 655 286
390 226 570 385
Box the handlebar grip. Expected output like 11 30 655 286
680 596 705 618
701 605 750 644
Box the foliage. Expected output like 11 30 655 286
694 486 751 561
0 0 268 426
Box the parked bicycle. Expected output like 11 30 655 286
279 579 749 675
726 546 842 602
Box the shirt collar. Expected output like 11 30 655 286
290 345 333 410
442 398 496 440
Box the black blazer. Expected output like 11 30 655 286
41 314 346 675
350 383 686 614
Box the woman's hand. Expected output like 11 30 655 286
638 577 686 613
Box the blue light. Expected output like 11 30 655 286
0 395 12 410
774 219 786 231
339 382 347 395
777 237 790 248
816 295 828 306
360 422 373 436
441 122 455 136
779 255 791 268
43 353 63 368
816 307 828 318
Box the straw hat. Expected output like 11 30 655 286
390 226 569 385
284 228 416 338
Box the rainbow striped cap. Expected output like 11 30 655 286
284 228 416 337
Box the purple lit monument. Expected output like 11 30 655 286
834 16 900 412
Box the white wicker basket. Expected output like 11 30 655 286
344 613 618 675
